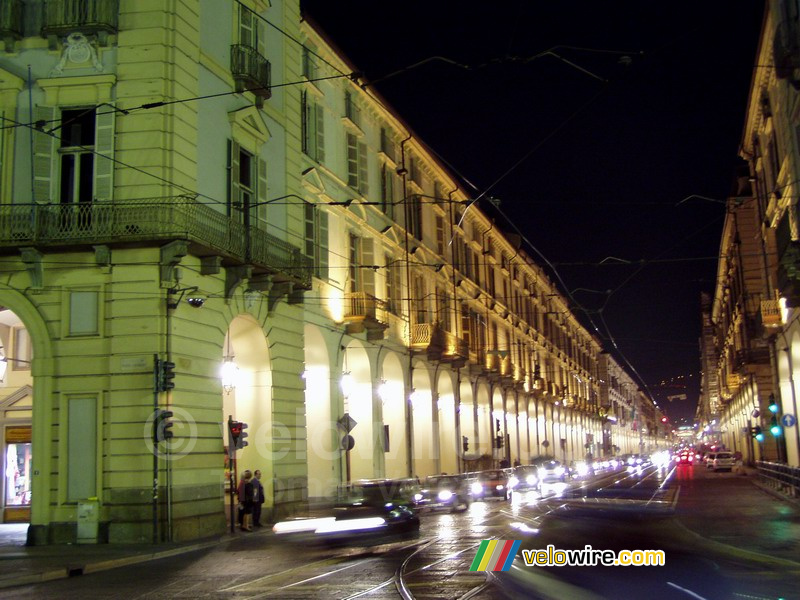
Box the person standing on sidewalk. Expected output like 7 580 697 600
237 470 254 531
252 470 265 527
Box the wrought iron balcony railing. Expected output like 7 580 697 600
0 199 311 288
231 44 272 100
0 0 23 43
343 291 386 322
42 0 119 40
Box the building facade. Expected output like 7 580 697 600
0 0 664 544
702 0 800 466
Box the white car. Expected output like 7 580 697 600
705 452 717 469
711 451 735 472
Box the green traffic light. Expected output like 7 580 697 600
755 433 765 442
770 425 782 437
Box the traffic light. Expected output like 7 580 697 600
228 417 249 449
495 434 504 449
751 426 764 442
661 416 668 423
160 360 176 391
462 436 469 452
770 415 782 437
153 409 174 443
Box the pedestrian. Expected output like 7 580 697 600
237 470 254 531
236 470 248 528
252 469 265 527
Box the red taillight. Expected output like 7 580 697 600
689 456 693 462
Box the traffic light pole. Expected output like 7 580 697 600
152 354 160 544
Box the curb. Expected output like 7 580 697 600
0 538 222 590
749 478 800 508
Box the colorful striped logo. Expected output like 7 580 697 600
469 539 522 572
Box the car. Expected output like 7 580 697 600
711 451 735 472
705 452 717 469
531 457 570 485
509 465 540 491
470 469 512 500
272 478 421 543
416 474 472 512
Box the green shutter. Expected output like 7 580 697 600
358 141 368 195
93 105 115 201
256 158 268 226
317 209 329 280
33 106 55 203
228 139 241 216
315 103 325 163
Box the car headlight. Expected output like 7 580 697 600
526 475 538 485
413 493 423 501
471 482 483 495
437 490 453 502
496 484 504 490
508 476 519 489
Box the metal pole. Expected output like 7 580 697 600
152 354 159 544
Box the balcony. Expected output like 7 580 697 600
343 292 387 340
0 0 23 51
440 331 468 368
411 323 445 361
42 0 119 46
0 198 311 288
231 44 272 104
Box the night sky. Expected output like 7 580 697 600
300 1 765 420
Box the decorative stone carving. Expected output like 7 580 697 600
52 33 103 75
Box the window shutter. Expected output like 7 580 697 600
93 105 115 201
228 139 241 216
300 91 309 155
315 103 325 163
357 141 368 195
346 133 358 188
435 215 445 256
256 158 268 226
33 106 55 203
317 209 329 280
256 19 266 59
362 237 375 297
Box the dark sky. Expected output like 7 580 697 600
301 1 765 420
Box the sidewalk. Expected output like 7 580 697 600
672 468 800 566
0 524 260 590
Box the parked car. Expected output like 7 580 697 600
470 470 512 500
711 451 735 472
416 474 472 512
705 452 717 469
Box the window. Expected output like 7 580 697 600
304 203 329 280
302 45 317 80
408 195 422 241
346 133 368 195
238 3 265 55
411 273 427 325
385 253 402 315
32 105 115 204
435 215 445 256
301 91 325 163
344 91 360 128
379 127 395 161
380 164 397 218
228 140 267 229
348 234 375 297
409 157 422 187
436 287 451 331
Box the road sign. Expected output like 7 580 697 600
338 413 357 433
781 413 797 428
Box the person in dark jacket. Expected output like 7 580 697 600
238 470 254 531
252 469 265 527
